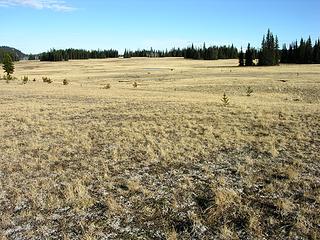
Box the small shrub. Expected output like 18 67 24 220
4 75 13 80
4 75 13 83
221 92 230 106
42 77 52 84
133 81 138 88
246 86 253 96
63 79 69 85
103 83 111 89
22 76 28 84
33 78 36 82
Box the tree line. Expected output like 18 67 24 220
239 29 320 66
184 44 238 60
39 48 119 61
3 31 320 65
281 37 320 64
123 45 238 60
123 48 178 58
123 48 185 58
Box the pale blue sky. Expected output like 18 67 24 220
1 0 319 54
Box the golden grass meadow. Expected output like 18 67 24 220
0 58 320 239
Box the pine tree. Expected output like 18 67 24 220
305 36 313 64
258 29 280 66
2 53 14 77
274 36 280 65
239 48 244 66
293 41 299 63
281 44 288 63
287 44 294 63
313 39 320 63
298 38 306 63
259 35 268 65
245 43 254 66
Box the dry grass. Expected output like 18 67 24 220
0 58 319 239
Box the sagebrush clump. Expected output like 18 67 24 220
42 77 52 84
22 76 28 84
246 86 253 96
133 81 138 88
63 79 69 85
103 83 111 89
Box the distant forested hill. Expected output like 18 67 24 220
0 46 26 62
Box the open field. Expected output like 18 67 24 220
0 58 320 239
